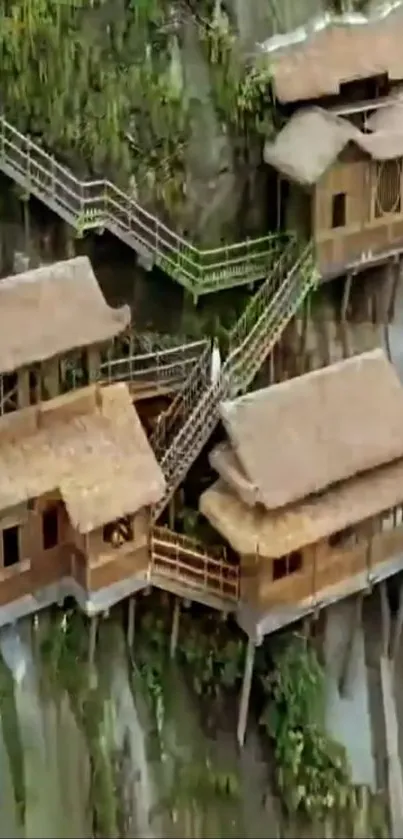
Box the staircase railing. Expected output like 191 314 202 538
0 117 288 295
152 240 318 520
99 339 207 394
150 526 239 602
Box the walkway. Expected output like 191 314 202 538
0 117 285 297
99 338 208 400
150 526 239 612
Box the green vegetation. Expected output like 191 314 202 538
40 611 119 837
0 0 273 234
259 636 388 836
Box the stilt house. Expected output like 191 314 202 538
200 349 403 637
0 257 165 625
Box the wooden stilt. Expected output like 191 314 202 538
88 615 98 666
390 581 403 666
341 271 353 323
170 596 181 659
339 594 363 697
127 597 136 649
23 198 30 258
237 636 256 747
388 258 401 323
299 298 310 374
168 495 175 530
380 581 391 658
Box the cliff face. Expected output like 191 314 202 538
0 0 394 247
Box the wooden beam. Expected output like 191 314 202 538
338 594 363 698
380 581 391 658
237 636 256 747
127 596 136 650
170 596 181 659
88 615 98 666
390 581 403 667
341 271 353 322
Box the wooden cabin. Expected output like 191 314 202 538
264 102 403 280
199 349 403 638
0 255 130 414
0 382 165 625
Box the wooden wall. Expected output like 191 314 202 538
0 497 151 609
312 147 403 273
239 506 403 612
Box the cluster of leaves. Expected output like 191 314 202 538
198 1 275 141
0 0 191 216
178 614 244 696
259 636 385 833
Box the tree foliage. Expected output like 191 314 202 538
0 0 274 227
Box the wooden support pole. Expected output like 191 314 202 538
390 581 403 667
339 594 363 698
237 636 256 748
127 597 136 650
388 257 401 323
88 615 98 666
170 596 181 659
380 581 391 658
22 198 30 258
168 495 175 531
341 271 353 323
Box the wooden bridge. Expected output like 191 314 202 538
150 526 239 612
0 117 287 297
99 338 208 400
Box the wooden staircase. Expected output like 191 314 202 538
152 239 318 520
150 526 239 610
0 117 287 296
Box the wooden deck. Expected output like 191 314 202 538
150 526 239 612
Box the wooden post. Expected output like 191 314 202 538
170 596 181 659
390 581 403 667
388 257 401 323
237 636 256 747
380 581 391 658
168 495 175 530
339 594 363 697
127 597 136 649
299 298 310 374
341 272 353 322
23 198 30 259
88 615 98 666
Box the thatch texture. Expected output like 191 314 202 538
263 105 403 186
0 383 165 533
219 349 403 511
0 256 130 374
200 458 403 557
267 8 403 103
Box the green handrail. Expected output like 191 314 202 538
0 117 289 296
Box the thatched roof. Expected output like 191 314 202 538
266 7 403 103
263 105 403 186
0 383 165 533
200 457 403 557
0 256 130 374
217 349 403 511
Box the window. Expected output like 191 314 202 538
0 373 19 415
375 159 401 217
2 525 20 568
272 551 303 581
331 192 346 228
103 517 134 548
42 507 59 551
